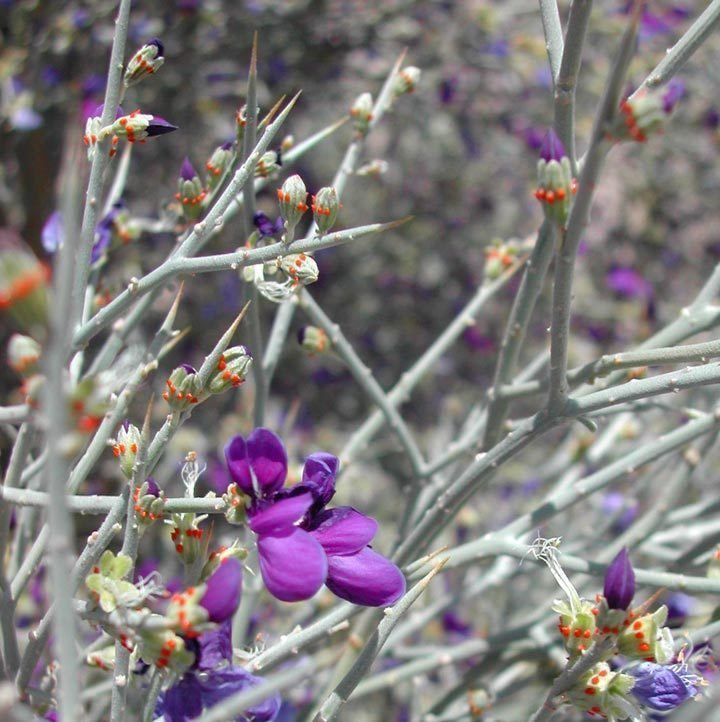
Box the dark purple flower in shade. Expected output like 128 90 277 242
601 492 638 533
180 363 198 375
225 429 405 606
665 592 695 627
253 212 285 239
606 267 652 299
145 477 161 497
705 108 720 130
604 548 635 610
628 662 697 711
158 614 281 722
147 37 165 58
442 611 472 637
146 117 178 137
180 157 199 182
662 79 685 114
200 558 243 623
92 200 126 262
539 129 566 162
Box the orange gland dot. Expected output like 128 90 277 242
584 688 595 696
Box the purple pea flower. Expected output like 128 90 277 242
604 548 635 610
253 212 285 239
225 429 405 606
157 616 281 722
146 116 179 137
200 557 243 623
539 129 566 162
628 662 698 711
180 157 199 182
606 267 652 299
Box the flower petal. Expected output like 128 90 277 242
200 558 243 623
199 666 281 722
326 547 405 607
300 452 339 507
158 674 204 722
224 435 253 495
196 619 232 670
249 493 313 536
257 529 327 602
247 428 288 494
309 507 378 555
629 662 696 711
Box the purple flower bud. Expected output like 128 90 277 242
180 157 198 182
199 557 242 623
93 103 125 120
628 662 697 710
604 548 635 610
662 79 685 114
41 212 64 253
253 212 284 239
145 477 160 497
147 37 164 58
539 129 566 162
145 117 178 137
219 140 233 151
180 363 197 375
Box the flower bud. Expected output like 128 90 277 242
71 374 111 434
0 242 49 335
350 92 374 135
484 241 517 279
604 548 635 611
534 130 576 226
85 551 141 614
201 543 248 580
297 326 329 355
176 158 206 220
162 364 205 411
169 512 206 566
87 644 117 671
124 38 165 87
222 483 248 525
614 80 685 143
566 662 636 719
205 141 234 191
279 253 319 288
254 150 282 179
311 186 339 234
394 66 421 97
133 478 165 525
8 333 41 377
112 422 142 479
617 606 674 662
139 629 194 673
276 174 308 232
207 346 253 394
554 598 598 657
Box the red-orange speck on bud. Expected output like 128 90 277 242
217 356 227 371
175 543 184 553
584 688 595 696
639 643 650 652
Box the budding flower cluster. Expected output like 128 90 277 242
205 141 234 191
176 158 206 221
297 325 329 355
279 253 319 288
124 38 165 87
394 66 421 97
613 80 685 143
534 130 576 226
112 421 142 479
311 186 340 234
277 174 308 236
208 346 253 394
350 92 374 135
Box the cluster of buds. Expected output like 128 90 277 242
176 158 207 221
8 333 41 377
205 141 234 191
394 66 421 97
612 80 685 143
297 325 330 356
123 38 164 87
111 421 141 478
85 551 142 614
68 373 111 434
255 149 282 179
162 364 204 411
484 239 519 280
92 201 140 264
566 662 637 720
208 346 253 395
278 253 319 288
277 174 308 237
168 512 207 566
133 478 165 525
139 629 194 673
0 242 49 334
311 186 340 234
350 92 374 135
534 130 576 226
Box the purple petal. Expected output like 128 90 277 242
147 37 165 57
158 674 204 722
196 619 232 670
246 428 288 494
180 157 198 181
326 547 405 607
145 478 160 497
308 507 377 555
146 116 178 136
249 493 314 536
603 548 635 610
629 662 696 711
257 529 327 602
662 78 685 114
539 129 566 162
225 435 253 495
300 452 339 508
200 558 243 623
199 666 281 722
41 212 64 253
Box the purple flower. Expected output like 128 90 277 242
665 592 695 626
41 212 64 253
705 107 720 130
606 267 652 299
158 620 280 722
146 117 178 137
225 429 405 606
145 478 161 497
147 37 165 58
662 79 685 114
539 129 566 162
628 662 697 711
253 212 285 239
200 558 243 623
180 157 199 181
604 548 635 610
92 201 126 262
